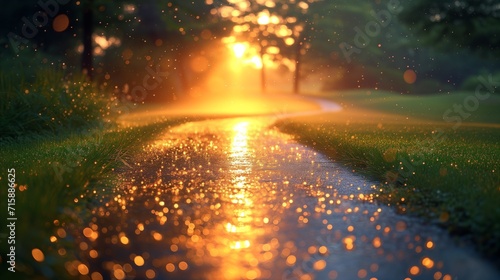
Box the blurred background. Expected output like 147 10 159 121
2 0 499 104
1 2 500 279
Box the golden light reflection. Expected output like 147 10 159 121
227 120 253 235
232 121 249 156
71 116 473 280
208 119 269 278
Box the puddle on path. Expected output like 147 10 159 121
72 117 499 280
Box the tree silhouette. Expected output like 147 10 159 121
82 0 94 80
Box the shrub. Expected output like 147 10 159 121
461 72 500 92
0 68 112 139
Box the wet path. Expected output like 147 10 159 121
74 117 499 280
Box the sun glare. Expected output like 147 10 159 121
227 40 263 69
250 56 262 69
232 43 247 59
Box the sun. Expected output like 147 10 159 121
228 41 263 69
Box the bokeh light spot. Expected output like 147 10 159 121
91 272 103 280
409 265 420 275
78 263 89 275
134 255 145 266
32 248 45 262
313 259 326 271
179 261 188 270
53 14 69 32
113 268 125 280
403 69 417 84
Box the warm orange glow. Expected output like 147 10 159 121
117 95 321 126
267 46 280 55
165 263 175 272
409 265 420 275
32 248 45 262
94 35 121 50
357 269 367 278
313 260 327 271
226 39 263 69
230 240 251 249
179 261 189 271
145 269 156 279
91 272 103 280
250 55 263 69
422 257 435 269
285 37 295 46
134 256 145 266
299 2 310 9
232 42 247 58
78 264 90 275
190 55 210 72
257 12 270 25
343 236 355 250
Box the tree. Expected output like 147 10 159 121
223 2 283 93
222 0 325 94
82 0 94 80
298 0 383 88
277 0 322 94
398 0 500 58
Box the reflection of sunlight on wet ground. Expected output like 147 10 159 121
220 120 255 276
116 94 322 127
70 117 500 280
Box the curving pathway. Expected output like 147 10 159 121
73 97 499 280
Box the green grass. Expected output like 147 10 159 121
0 119 190 279
0 66 193 278
310 89 500 123
0 69 110 139
276 89 500 263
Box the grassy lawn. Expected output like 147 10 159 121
0 119 190 279
310 89 500 123
275 89 500 263
0 68 193 279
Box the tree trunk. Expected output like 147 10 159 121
82 0 94 80
293 38 302 94
260 45 266 94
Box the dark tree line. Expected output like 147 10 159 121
398 0 500 58
1 0 499 96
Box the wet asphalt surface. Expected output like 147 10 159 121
72 117 500 280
